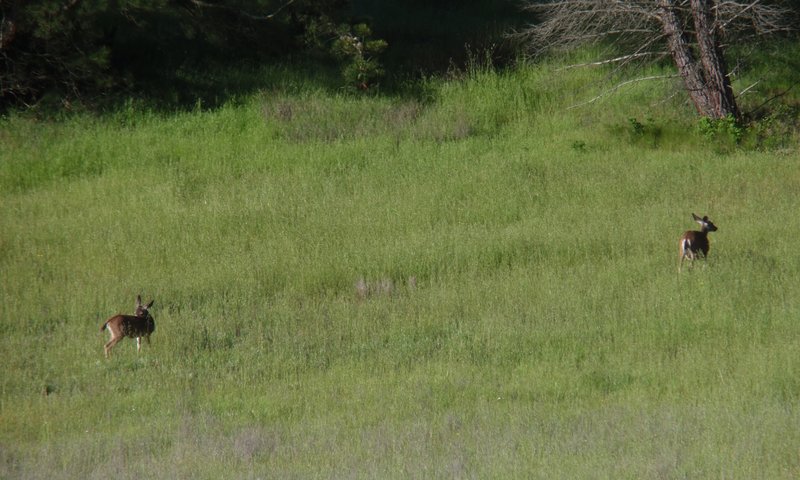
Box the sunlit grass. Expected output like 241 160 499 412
1 56 800 478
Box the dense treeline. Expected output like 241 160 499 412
0 0 348 108
1 1 796 114
0 0 523 110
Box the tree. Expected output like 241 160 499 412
517 0 796 120
1 0 116 107
0 0 381 109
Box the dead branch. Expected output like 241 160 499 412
184 0 296 21
515 0 794 118
737 80 760 97
558 52 668 70
749 79 800 115
716 0 796 34
567 74 679 109
518 0 793 56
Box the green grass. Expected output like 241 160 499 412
2 55 800 478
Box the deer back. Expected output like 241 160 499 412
105 314 155 338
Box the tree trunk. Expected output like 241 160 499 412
658 0 740 120
0 2 18 51
690 0 740 120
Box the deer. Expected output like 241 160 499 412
100 295 155 358
679 213 718 272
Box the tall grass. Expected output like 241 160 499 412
2 55 800 478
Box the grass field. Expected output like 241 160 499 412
2 55 800 478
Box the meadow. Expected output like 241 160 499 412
1 54 800 478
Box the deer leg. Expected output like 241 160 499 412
679 249 691 272
136 337 142 353
104 336 121 358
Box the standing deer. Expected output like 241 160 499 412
679 213 718 271
100 295 155 358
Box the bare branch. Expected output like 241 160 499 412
516 0 794 118
184 0 296 21
518 0 793 56
715 0 796 34
558 52 668 70
566 74 679 109
749 79 800 114
515 0 664 55
737 80 760 97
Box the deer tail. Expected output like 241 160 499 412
100 321 108 332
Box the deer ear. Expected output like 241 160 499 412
692 213 701 221
136 295 142 307
702 216 709 221
146 300 154 309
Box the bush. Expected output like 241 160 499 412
696 114 744 152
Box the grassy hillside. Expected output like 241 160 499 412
2 53 800 478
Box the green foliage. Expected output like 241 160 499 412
603 115 667 149
694 111 798 154
628 117 646 136
0 0 384 109
625 117 663 147
0 0 119 106
739 103 800 152
697 114 745 147
303 17 389 91
351 0 528 74
1 0 530 109
331 23 388 90
570 140 587 152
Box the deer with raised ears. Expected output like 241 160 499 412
679 213 718 272
100 295 155 358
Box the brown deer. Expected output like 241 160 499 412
679 213 718 271
100 295 155 358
